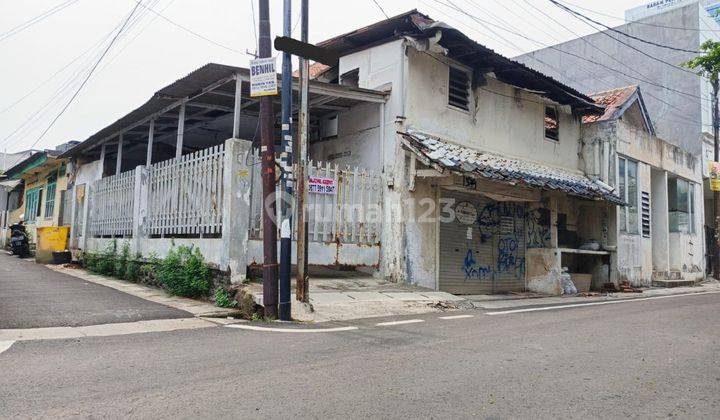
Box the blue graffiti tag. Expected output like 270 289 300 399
462 249 492 281
496 237 518 272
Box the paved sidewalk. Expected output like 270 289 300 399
243 277 468 322
0 253 190 329
47 264 239 318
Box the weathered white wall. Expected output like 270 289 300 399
337 39 406 281
586 119 704 286
403 49 584 172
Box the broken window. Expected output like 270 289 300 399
618 157 639 234
668 177 696 234
448 67 470 111
544 106 559 141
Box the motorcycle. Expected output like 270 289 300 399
9 221 30 258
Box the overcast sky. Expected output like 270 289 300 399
0 0 650 153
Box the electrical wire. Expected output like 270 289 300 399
26 1 145 150
134 0 242 53
426 0 711 129
549 0 701 54
371 0 390 19
0 0 80 43
557 0 720 33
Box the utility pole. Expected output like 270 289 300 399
278 0 293 321
296 0 310 303
713 78 719 279
258 0 278 319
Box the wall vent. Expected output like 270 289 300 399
641 191 651 238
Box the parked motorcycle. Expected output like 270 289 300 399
9 219 30 258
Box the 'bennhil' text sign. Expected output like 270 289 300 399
249 57 277 97
308 177 336 194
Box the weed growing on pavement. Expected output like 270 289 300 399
214 287 236 308
156 245 212 298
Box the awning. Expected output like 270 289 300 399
400 129 624 205
0 179 21 190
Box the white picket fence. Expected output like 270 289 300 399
86 144 382 246
249 161 383 245
88 171 135 237
147 144 224 237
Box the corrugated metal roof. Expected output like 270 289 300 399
400 129 624 205
318 10 603 113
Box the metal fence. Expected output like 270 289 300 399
249 160 383 245
147 144 224 237
88 171 135 237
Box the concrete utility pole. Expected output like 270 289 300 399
713 78 719 278
278 0 293 321
296 0 310 303
259 0 278 319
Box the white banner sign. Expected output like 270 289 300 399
249 57 278 97
308 177 336 194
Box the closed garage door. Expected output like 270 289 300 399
439 190 526 294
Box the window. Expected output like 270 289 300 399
25 187 42 223
618 157 639 234
668 177 696 234
448 67 470 111
641 191 651 237
544 106 559 141
44 180 56 219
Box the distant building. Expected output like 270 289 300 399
516 0 720 156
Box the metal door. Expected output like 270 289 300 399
438 190 526 294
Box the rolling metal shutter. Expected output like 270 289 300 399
438 189 526 294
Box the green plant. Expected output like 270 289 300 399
156 245 212 297
114 242 130 278
124 252 142 282
214 287 235 308
89 242 117 276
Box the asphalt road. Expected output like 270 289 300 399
0 253 189 328
1 292 718 418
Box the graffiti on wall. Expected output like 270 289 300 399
462 249 492 280
526 207 551 248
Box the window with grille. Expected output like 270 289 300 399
44 181 56 219
618 157 639 234
641 191 650 238
448 67 470 111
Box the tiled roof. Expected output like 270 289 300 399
400 129 624 205
292 62 331 79
583 85 638 124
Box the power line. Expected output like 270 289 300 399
427 0 711 129
0 0 80 43
547 0 699 76
550 0 701 54
27 1 144 150
134 0 242 53
558 0 720 33
371 0 390 19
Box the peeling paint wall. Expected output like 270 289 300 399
585 119 705 286
403 48 584 172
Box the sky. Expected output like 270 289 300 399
0 0 651 153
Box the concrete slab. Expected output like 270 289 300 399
345 292 396 302
309 293 356 304
382 292 432 301
418 292 467 302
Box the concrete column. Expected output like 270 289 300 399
176 103 186 160
651 169 670 273
549 194 559 249
116 135 124 176
146 120 154 167
81 183 91 252
221 138 253 283
98 143 106 178
69 184 78 248
131 165 150 256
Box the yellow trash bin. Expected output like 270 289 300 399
35 226 70 264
